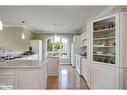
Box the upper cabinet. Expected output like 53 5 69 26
91 11 127 89
92 15 116 66
73 35 80 42
73 35 80 48
80 26 87 47
92 12 127 67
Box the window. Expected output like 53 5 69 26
47 38 53 51
46 35 69 58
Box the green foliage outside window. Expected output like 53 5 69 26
47 39 53 51
47 37 68 58
54 41 61 51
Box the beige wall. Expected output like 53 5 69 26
33 33 73 64
0 27 33 51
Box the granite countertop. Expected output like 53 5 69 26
0 60 47 69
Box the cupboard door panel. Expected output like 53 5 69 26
0 77 14 89
16 69 39 89
91 64 119 89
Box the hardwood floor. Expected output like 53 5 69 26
47 64 89 89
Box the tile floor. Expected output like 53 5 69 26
47 64 89 89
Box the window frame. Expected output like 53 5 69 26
46 36 69 58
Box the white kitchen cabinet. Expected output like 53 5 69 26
81 57 84 75
47 57 59 76
81 57 88 81
91 64 119 89
76 54 81 75
80 33 83 47
80 26 87 47
81 57 90 88
16 63 47 89
16 69 40 89
0 69 15 89
90 11 127 89
73 35 80 49
73 35 80 42
40 63 47 88
81 32 85 41
0 77 14 89
87 63 91 88
71 35 80 68
0 62 47 89
119 69 127 89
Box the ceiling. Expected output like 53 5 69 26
0 6 107 34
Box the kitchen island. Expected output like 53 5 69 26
47 56 59 76
0 60 47 89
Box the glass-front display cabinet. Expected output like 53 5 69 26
93 16 116 65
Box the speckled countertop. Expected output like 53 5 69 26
0 60 47 69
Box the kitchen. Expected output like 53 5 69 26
0 6 127 89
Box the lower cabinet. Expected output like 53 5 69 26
47 57 59 76
81 57 88 81
120 68 127 89
0 64 47 89
76 54 81 75
16 69 41 89
40 63 47 89
0 77 14 89
91 64 119 89
0 69 15 89
81 57 90 88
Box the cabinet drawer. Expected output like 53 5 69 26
0 69 14 76
0 77 14 89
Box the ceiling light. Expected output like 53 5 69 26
21 32 25 40
21 21 25 40
0 19 3 31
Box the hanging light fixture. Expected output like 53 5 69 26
54 24 59 42
0 19 3 31
21 21 25 40
21 32 25 40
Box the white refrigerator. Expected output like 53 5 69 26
30 40 43 60
71 43 76 67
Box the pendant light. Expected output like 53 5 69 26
54 24 58 42
21 21 25 40
22 32 25 40
0 19 3 31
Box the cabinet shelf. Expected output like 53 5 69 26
93 16 116 66
93 61 116 66
93 37 115 40
93 54 115 57
94 27 115 33
93 46 115 48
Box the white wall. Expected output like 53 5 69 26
0 27 33 51
33 33 73 64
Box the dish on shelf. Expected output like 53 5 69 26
96 51 103 54
94 22 115 31
94 27 115 33
94 44 104 47
104 53 115 55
